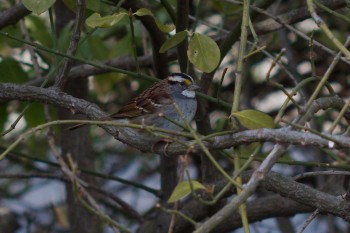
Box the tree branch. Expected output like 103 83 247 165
143 170 350 233
120 0 168 78
1 84 350 156
176 0 189 72
262 171 350 221
0 3 30 29
254 0 346 35
53 0 85 89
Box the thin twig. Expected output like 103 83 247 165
307 0 350 59
328 99 350 133
158 204 197 227
128 8 140 73
194 144 288 233
173 104 241 188
53 0 86 89
47 124 130 232
160 0 176 23
0 119 195 161
0 31 156 83
266 48 302 109
274 76 335 124
230 0 251 230
0 144 160 195
280 119 341 145
296 209 320 233
242 0 350 65
294 170 350 180
167 155 188 233
314 0 350 24
303 36 350 113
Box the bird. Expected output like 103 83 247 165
69 73 200 144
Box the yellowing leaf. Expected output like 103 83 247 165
231 109 274 129
134 8 175 33
159 31 187 53
188 33 220 73
23 0 56 14
133 8 153 17
168 180 206 203
86 12 127 28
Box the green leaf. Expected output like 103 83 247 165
93 73 121 95
133 8 153 17
24 103 45 128
231 109 274 129
168 180 206 203
86 12 127 28
159 31 187 53
212 0 242 18
108 34 132 57
0 25 23 48
86 0 100 12
25 15 53 48
133 8 175 33
188 32 220 73
57 21 74 53
87 36 110 60
0 58 28 83
22 0 56 14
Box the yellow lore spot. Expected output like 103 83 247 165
184 79 192 85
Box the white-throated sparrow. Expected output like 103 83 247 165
70 73 199 143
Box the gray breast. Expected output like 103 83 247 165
159 97 197 130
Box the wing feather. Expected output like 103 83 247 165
110 81 173 119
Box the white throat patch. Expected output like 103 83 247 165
181 89 195 98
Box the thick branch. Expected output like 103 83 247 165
176 0 189 72
143 170 349 233
212 195 312 232
1 84 350 155
0 3 30 29
261 171 350 222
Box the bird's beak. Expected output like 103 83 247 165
189 84 201 91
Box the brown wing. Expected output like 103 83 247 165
67 81 171 130
110 81 173 119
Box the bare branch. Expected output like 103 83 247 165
1 84 350 155
53 0 86 89
254 0 346 35
0 3 30 29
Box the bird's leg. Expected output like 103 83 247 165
151 138 173 156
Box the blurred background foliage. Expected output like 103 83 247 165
1 0 350 232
